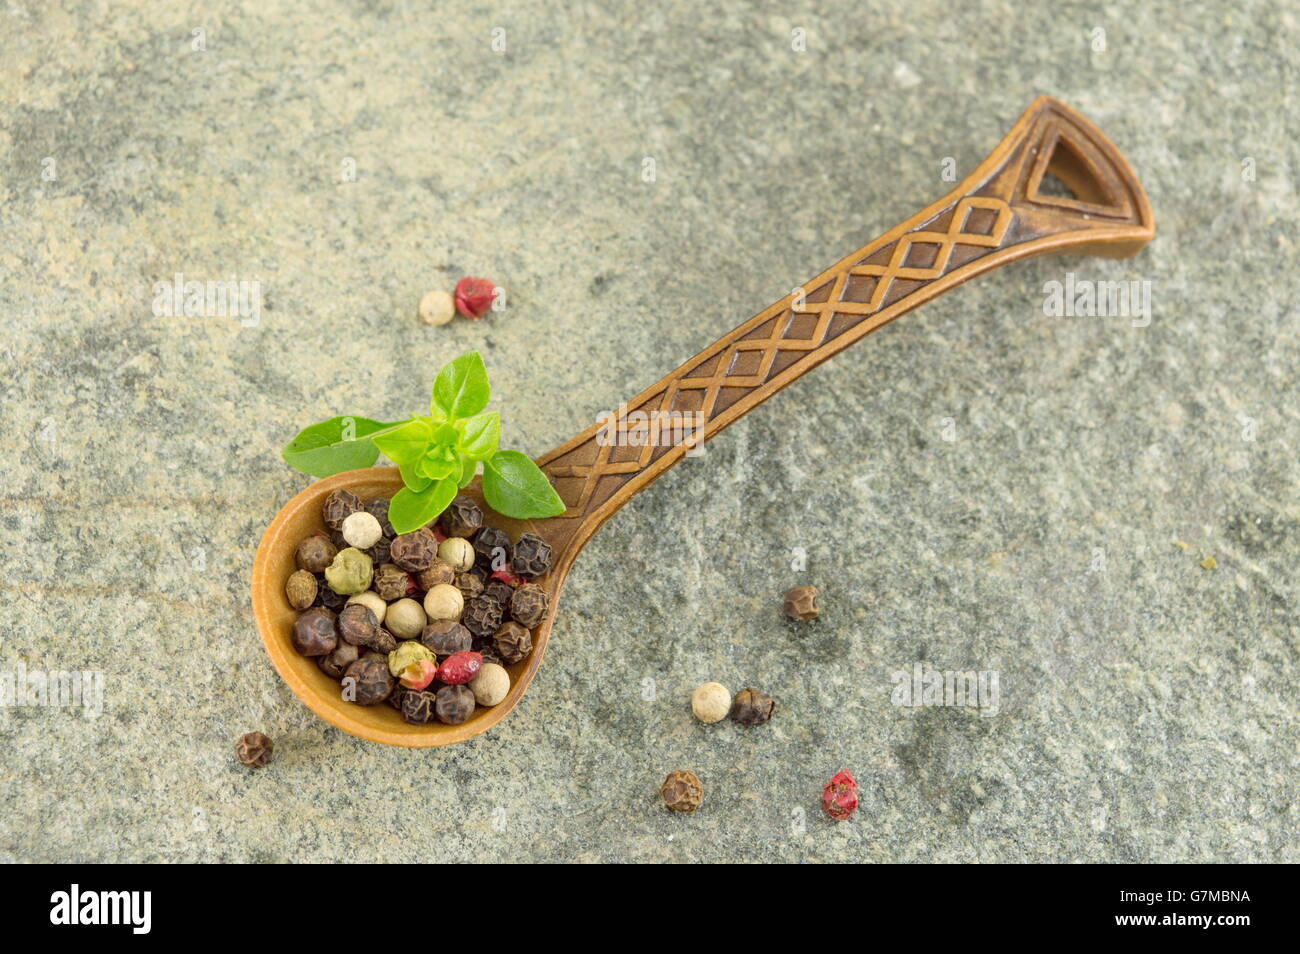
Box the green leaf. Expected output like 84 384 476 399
389 479 458 534
482 450 566 519
458 457 478 488
417 444 460 482
281 416 397 478
372 418 433 464
456 411 500 461
432 351 490 419
398 457 431 492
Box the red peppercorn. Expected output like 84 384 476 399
822 769 859 821
454 276 496 319
490 566 526 587
437 650 483 685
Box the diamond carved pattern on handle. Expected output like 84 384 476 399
547 195 1014 518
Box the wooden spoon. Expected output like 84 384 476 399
252 96 1154 746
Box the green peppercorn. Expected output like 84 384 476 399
509 583 549 628
492 621 532 665
296 532 337 573
388 640 436 678
435 684 475 724
322 489 363 531
511 532 552 578
324 547 373 595
285 569 318 610
292 607 338 657
439 496 483 538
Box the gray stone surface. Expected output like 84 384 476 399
0 2 1296 862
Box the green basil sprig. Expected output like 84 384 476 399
281 351 565 533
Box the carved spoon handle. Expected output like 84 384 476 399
538 96 1154 544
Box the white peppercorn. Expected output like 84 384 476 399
419 289 455 326
423 583 464 621
691 682 732 724
385 597 428 640
469 663 510 706
437 536 475 572
341 511 383 550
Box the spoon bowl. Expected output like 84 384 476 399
251 97 1153 745
251 467 572 747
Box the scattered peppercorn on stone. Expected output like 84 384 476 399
731 687 775 726
691 682 732 724
235 732 274 769
661 770 703 813
822 770 859 821
783 584 819 621
418 289 455 327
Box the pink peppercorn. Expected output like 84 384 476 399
822 770 858 821
454 277 495 319
437 650 483 685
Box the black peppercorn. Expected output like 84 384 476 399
473 637 503 666
462 595 504 638
387 686 406 711
783 585 819 621
322 489 363 531
418 560 456 590
373 563 412 602
364 497 395 539
483 579 515 609
390 529 439 572
235 732 274 768
314 585 347 611
661 770 703 813
292 607 338 657
435 684 475 724
370 627 398 654
296 532 337 573
338 603 379 647
421 619 473 659
318 640 360 679
330 529 348 551
472 527 512 572
492 621 533 665
455 571 484 602
730 687 775 726
440 496 483 539
511 532 552 578
401 689 439 724
365 536 392 568
344 654 395 705
510 583 549 628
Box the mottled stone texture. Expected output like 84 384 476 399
0 2 1296 862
